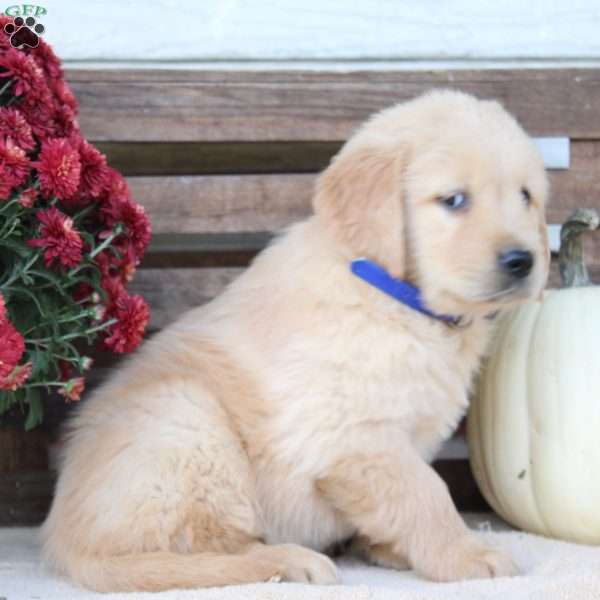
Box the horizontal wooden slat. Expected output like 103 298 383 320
141 226 600 274
548 140 600 211
142 232 272 269
130 268 242 329
97 142 339 176
97 138 571 177
143 229 600 271
67 69 600 142
129 174 314 232
0 471 56 526
127 144 600 235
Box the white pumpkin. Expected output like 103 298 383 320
467 208 600 544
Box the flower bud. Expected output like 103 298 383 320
80 357 93 371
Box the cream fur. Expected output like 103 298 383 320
41 90 549 592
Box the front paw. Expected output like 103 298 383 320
419 534 519 582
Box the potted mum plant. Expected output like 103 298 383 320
0 15 151 442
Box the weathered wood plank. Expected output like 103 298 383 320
0 471 56 526
142 232 271 269
548 140 600 213
0 428 48 472
98 139 569 177
131 268 242 329
142 225 600 270
126 156 600 235
129 174 314 232
142 233 600 272
67 69 600 142
97 142 339 176
99 137 568 177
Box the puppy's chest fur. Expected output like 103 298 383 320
252 314 491 550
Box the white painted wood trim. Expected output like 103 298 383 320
534 138 570 170
16 0 600 63
548 225 562 254
61 60 600 71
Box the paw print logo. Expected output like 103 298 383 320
4 16 45 49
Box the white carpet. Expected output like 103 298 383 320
2 514 600 600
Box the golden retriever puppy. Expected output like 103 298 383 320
41 90 549 592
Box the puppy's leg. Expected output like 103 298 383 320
246 542 338 584
348 535 410 571
316 441 518 582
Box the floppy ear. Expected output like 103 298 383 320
313 144 406 278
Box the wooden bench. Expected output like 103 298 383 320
2 68 600 525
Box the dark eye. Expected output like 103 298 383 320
440 192 469 211
521 187 532 206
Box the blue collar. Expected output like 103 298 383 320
350 258 462 326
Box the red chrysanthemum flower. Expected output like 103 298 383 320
0 139 28 199
17 187 38 208
72 281 94 304
58 359 71 381
0 292 6 321
101 195 152 264
0 317 25 382
74 138 109 201
95 243 137 283
100 167 130 203
19 93 58 139
99 272 127 309
31 38 63 79
121 257 137 282
28 206 83 269
58 377 85 401
102 293 149 354
51 78 77 112
0 15 11 49
0 137 30 186
0 33 10 54
34 138 81 200
0 50 45 98
95 250 124 281
0 107 35 151
0 362 32 391
0 165 16 200
51 103 78 139
94 250 112 278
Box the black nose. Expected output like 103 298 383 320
498 249 534 279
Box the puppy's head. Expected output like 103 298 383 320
314 90 549 317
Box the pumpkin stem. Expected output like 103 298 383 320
559 208 599 288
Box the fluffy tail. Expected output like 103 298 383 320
50 550 283 593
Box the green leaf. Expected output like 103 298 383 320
29 348 49 379
24 388 43 431
0 391 16 417
28 268 62 287
21 272 34 286
14 285 47 318
28 269 71 299
0 238 32 257
79 232 96 247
